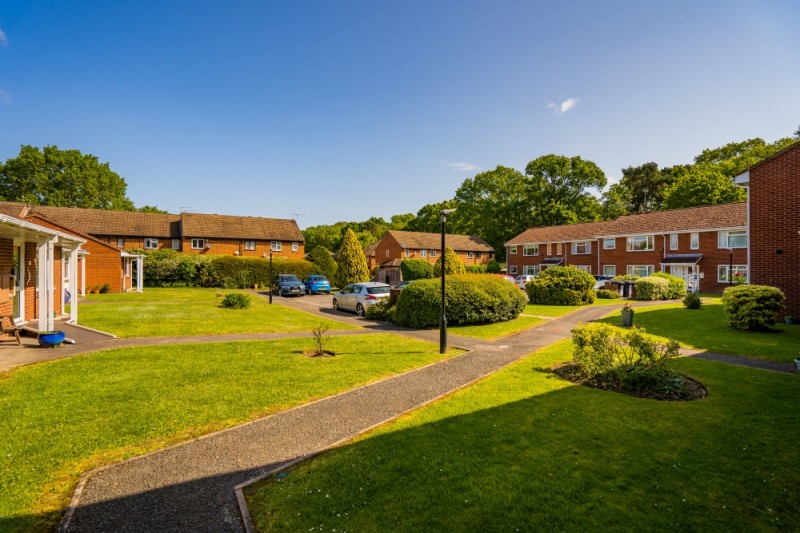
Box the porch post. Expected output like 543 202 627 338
69 247 80 323
137 256 143 292
81 253 86 297
36 237 51 331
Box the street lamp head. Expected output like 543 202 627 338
441 208 456 215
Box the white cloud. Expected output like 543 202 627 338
444 162 481 172
547 97 580 114
0 29 7 46
0 89 10 104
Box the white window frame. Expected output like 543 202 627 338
603 238 615 250
627 265 654 277
571 241 591 255
546 243 552 255
292 242 299 252
718 265 748 283
523 244 539 256
718 230 747 249
508 264 518 275
191 238 205 250
626 235 655 252
509 246 518 255
467 251 474 259
420 249 427 258
244 240 256 251
117 237 124 248
430 250 437 258
385 249 390 257
271 241 282 252
576 265 591 273
144 238 158 250
690 232 699 250
171 239 180 250
556 243 563 255
523 265 540 276
669 233 679 251
404 248 410 257
603 265 616 277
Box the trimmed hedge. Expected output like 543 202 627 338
722 284 785 331
393 274 526 328
465 264 488 274
526 266 596 306
634 276 669 301
400 259 434 280
652 271 687 299
596 288 621 299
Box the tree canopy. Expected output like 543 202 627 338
307 245 337 280
662 166 746 210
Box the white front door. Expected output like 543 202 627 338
671 266 694 292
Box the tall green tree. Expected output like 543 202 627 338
600 182 630 220
662 166 746 209
389 213 415 230
617 162 687 212
525 155 606 226
307 245 337 280
451 166 532 262
0 145 135 209
693 137 795 177
404 200 457 233
334 228 370 288
433 246 466 277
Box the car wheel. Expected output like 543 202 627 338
333 299 340 311
356 303 365 317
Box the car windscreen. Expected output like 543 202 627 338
367 286 390 295
281 275 300 282
313 276 328 281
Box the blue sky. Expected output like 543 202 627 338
1 1 798 228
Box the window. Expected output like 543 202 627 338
244 240 256 251
626 235 654 251
467 251 474 259
144 238 158 250
523 244 539 256
546 243 552 255
576 265 591 273
509 246 518 255
271 241 282 252
292 242 299 252
476 252 481 259
171 239 180 250
690 232 699 250
603 265 616 276
404 248 410 257
508 265 518 275
719 265 748 283
556 243 563 255
670 233 679 250
385 249 390 257
718 230 747 249
572 241 591 254
523 265 540 276
420 249 427 258
191 239 205 250
430 250 437 258
116 237 124 248
627 265 654 277
603 238 615 250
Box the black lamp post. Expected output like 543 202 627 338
440 208 456 354
727 248 733 286
269 248 274 304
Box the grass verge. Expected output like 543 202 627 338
450 315 543 339
245 340 799 531
0 334 459 531
77 288 354 337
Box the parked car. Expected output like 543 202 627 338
332 282 391 316
303 274 331 294
393 280 414 290
514 274 536 290
274 274 306 296
593 275 614 289
499 275 516 284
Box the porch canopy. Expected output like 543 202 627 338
660 254 703 293
541 257 564 266
0 214 85 331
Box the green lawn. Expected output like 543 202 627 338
598 299 800 363
525 298 624 317
0 334 459 532
450 315 543 339
77 288 354 337
246 341 800 531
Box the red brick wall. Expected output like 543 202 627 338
748 144 800 318
0 238 13 319
181 238 304 259
374 234 493 269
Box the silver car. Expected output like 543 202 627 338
332 282 391 316
515 274 536 290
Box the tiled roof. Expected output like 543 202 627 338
180 213 304 242
363 243 377 257
507 203 746 245
389 230 494 252
0 201 27 218
25 205 180 238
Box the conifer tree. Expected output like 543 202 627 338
308 245 337 281
334 228 370 287
433 246 466 277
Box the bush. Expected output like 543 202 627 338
220 292 251 309
465 264 487 274
612 274 639 281
365 300 396 321
722 284 785 331
433 246 466 277
307 245 337 280
400 259 434 280
525 266 596 306
486 259 502 274
143 249 214 287
652 271 687 299
596 288 621 299
683 292 702 309
634 276 670 301
393 274 526 328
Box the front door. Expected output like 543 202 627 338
671 265 694 292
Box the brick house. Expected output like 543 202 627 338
0 214 84 330
506 203 747 294
373 230 495 285
734 140 800 318
179 212 304 259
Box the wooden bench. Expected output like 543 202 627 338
0 315 23 347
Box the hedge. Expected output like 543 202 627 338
722 284 785 331
634 276 669 301
525 266 596 306
393 274 526 328
465 264 488 274
651 271 687 299
400 259 434 280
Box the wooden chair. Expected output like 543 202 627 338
0 315 23 347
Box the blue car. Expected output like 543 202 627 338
303 274 332 294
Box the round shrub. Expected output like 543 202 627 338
400 259 434 280
365 300 396 321
652 271 687 299
722 284 785 330
486 259 502 274
433 246 466 277
682 292 702 309
220 292 251 309
525 266 596 306
393 274 526 328
596 288 621 299
634 276 670 301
